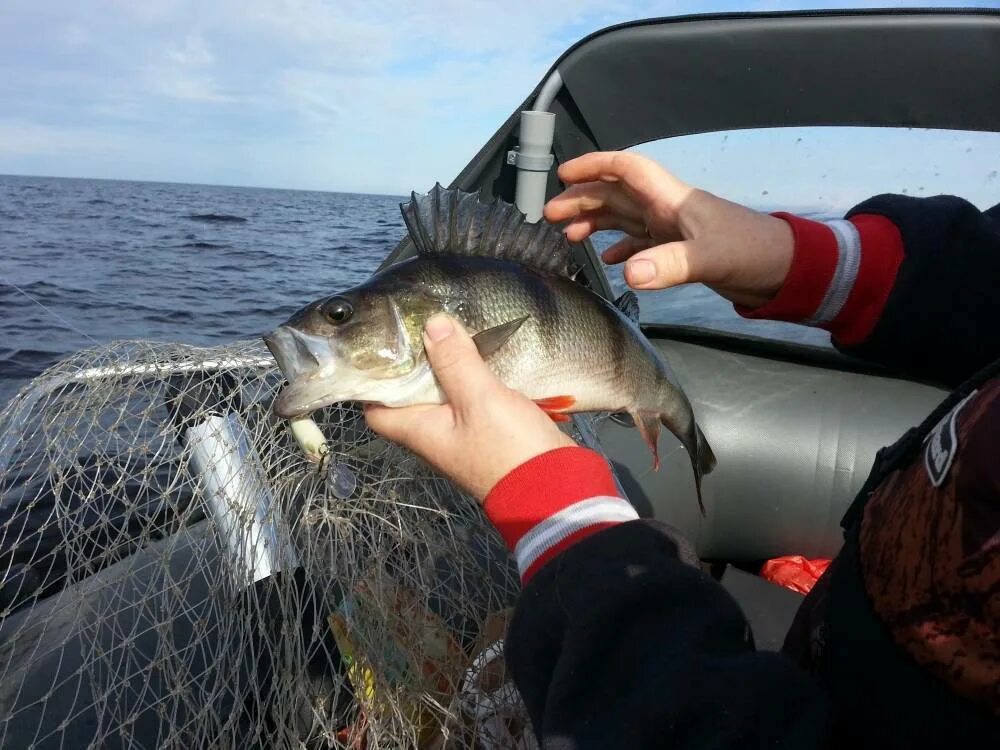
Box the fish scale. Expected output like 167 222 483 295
265 186 716 511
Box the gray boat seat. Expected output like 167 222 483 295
598 335 947 562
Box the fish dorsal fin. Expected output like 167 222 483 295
614 291 640 324
400 183 580 278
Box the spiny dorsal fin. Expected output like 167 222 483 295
400 183 580 278
614 291 640 324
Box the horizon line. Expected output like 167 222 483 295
1 172 837 216
0 171 409 200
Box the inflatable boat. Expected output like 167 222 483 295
1 8 998 749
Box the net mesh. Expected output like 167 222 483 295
0 339 612 749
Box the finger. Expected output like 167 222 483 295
623 240 706 290
543 182 642 225
562 211 648 243
556 152 691 212
363 402 438 444
422 314 496 410
601 236 655 264
556 151 638 184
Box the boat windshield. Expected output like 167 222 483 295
592 126 1000 347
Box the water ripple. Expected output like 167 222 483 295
185 212 248 224
1 175 397 405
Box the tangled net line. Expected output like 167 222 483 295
0 339 615 749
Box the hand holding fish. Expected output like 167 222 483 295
266 184 715 511
363 314 576 501
544 151 794 309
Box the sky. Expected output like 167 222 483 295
1 0 998 205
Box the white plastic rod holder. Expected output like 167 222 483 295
508 110 555 222
186 413 299 585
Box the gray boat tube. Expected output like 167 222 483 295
509 71 562 221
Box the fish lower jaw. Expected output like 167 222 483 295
273 381 350 419
273 397 323 420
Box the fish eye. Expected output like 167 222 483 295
322 298 353 325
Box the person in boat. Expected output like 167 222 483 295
365 151 1000 747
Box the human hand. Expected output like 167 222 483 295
544 151 795 309
363 314 576 501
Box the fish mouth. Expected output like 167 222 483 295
264 326 342 417
264 326 336 380
272 380 340 419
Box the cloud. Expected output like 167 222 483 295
1 0 637 186
152 74 233 103
0 119 127 156
167 35 214 67
1 0 997 194
54 24 91 51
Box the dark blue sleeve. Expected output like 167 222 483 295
842 196 1000 386
505 521 832 749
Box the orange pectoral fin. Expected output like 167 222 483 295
533 395 577 423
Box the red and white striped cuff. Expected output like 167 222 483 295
737 212 903 347
483 447 638 583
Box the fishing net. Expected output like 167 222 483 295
0 339 615 749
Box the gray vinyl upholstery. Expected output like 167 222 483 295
597 337 947 561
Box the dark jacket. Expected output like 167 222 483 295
504 195 1000 748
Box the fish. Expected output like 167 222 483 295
264 184 717 509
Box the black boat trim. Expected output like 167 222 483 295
642 323 946 388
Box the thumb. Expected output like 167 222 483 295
623 239 705 290
422 314 494 408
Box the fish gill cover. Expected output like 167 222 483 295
0 338 617 748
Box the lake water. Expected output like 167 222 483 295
0 174 829 408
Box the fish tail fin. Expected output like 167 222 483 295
655 408 716 516
694 422 717 477
690 422 717 515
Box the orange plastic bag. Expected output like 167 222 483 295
760 556 831 594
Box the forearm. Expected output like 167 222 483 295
739 196 1000 386
487 448 831 748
